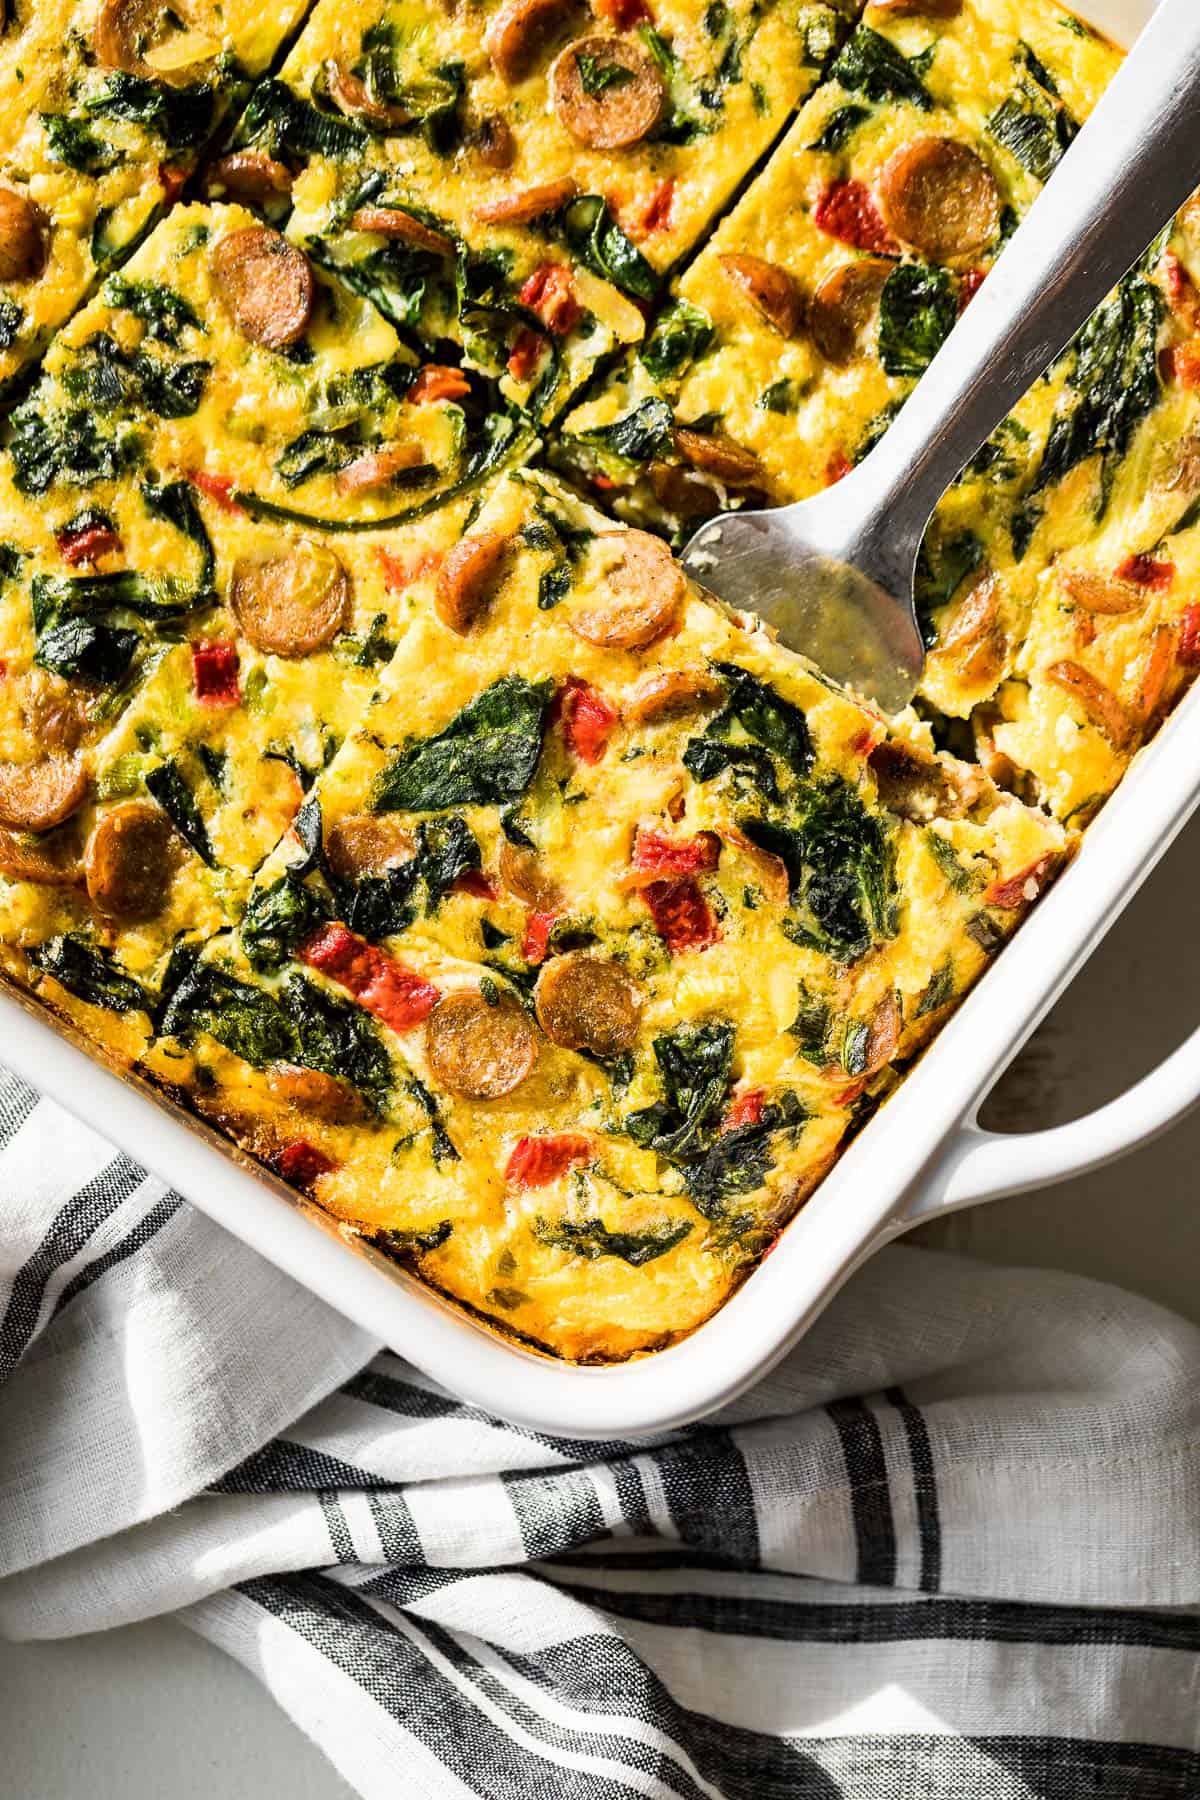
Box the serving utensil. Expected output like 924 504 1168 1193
681 0 1200 714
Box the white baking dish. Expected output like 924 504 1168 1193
2 0 1188 1438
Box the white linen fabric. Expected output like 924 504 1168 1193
0 1068 1198 1800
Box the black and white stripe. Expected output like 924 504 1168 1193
2 1062 1200 1799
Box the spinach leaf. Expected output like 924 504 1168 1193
561 196 659 302
682 737 780 800
828 27 932 111
8 394 141 496
32 604 140 684
242 876 331 973
760 378 799 415
755 776 899 961
987 45 1077 182
42 112 117 173
58 331 208 421
145 760 216 867
405 1076 459 1165
914 527 983 644
924 830 978 894
103 278 202 345
624 1021 734 1162
684 1091 806 1217
640 300 715 384
915 958 955 1017
577 55 637 96
807 103 870 153
370 677 551 813
240 77 366 160
684 662 812 796
87 72 219 150
789 985 831 1063
1016 276 1162 544
878 264 958 378
29 935 150 1015
285 973 393 1113
574 397 674 465
0 300 22 350
373 1221 454 1256
159 962 296 1065
535 1216 692 1265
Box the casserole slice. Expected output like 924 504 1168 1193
223 0 864 421
0 0 312 396
128 469 1070 1362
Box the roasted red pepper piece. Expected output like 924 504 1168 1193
301 924 440 1031
593 0 651 24
813 181 897 255
505 1133 592 1188
191 639 240 706
521 909 558 965
1178 602 1200 666
722 1087 764 1132
278 1139 338 1188
558 676 618 764
518 264 581 335
409 363 472 404
984 856 1051 911
642 877 719 951
57 520 120 566
188 469 244 514
1114 553 1175 590
638 177 675 236
631 825 720 879
507 326 546 383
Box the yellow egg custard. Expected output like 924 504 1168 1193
229 0 863 418
0 0 311 391
0 0 1197 1363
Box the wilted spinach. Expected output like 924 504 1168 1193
535 1216 692 1265
29 935 151 1015
878 264 958 378
561 195 659 303
828 27 932 111
640 300 715 384
145 760 216 868
370 677 552 812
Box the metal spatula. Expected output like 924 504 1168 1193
680 0 1200 715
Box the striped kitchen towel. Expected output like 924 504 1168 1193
0 1070 1198 1799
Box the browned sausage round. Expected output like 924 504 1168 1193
471 114 517 171
350 207 455 259
718 253 803 337
551 37 666 150
267 1062 364 1121
425 991 538 1100
435 531 508 633
673 426 766 488
1058 569 1146 615
210 228 315 350
204 152 294 210
0 189 47 283
231 541 351 658
323 61 412 129
878 136 1000 262
569 530 685 650
336 442 426 495
18 669 87 754
534 952 642 1057
498 839 562 910
0 826 82 887
94 0 176 77
0 756 88 833
646 460 721 524
809 258 892 364
325 815 416 884
623 666 724 725
84 800 176 920
486 0 574 83
475 178 578 226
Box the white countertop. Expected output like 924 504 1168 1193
4 813 1199 1800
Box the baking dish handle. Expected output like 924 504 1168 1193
896 1023 1200 1229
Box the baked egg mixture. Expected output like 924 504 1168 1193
0 0 1194 1360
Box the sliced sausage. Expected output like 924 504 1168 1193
94 0 169 76
551 36 665 150
1044 660 1133 748
673 426 765 488
435 531 508 633
570 530 685 650
718 254 803 338
425 990 538 1100
336 442 427 495
646 460 722 524
863 989 901 1075
267 1062 364 1122
325 815 416 884
869 739 983 822
1058 568 1146 616
878 137 1000 262
0 827 82 887
0 756 87 832
84 800 176 920
210 228 314 350
930 569 1008 687
1135 624 1175 724
471 113 516 170
350 207 455 259
534 952 641 1057
18 668 87 753
809 259 892 364
203 152 294 210
231 541 351 658
498 839 562 910
323 61 411 129
486 0 575 83
475 178 578 226
623 666 723 725
0 189 47 283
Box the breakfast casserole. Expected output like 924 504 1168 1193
0 0 1195 1360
